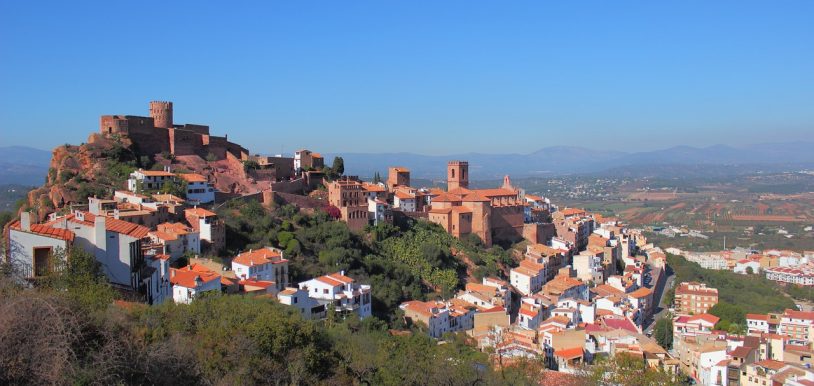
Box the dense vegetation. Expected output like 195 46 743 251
666 253 795 328
653 315 673 349
0 247 541 385
216 199 516 323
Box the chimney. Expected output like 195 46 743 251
20 211 31 231
94 215 107 249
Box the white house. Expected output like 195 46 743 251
394 190 417 212
231 247 289 291
573 252 604 283
49 210 150 289
127 169 176 192
298 271 372 318
170 264 221 304
6 212 75 278
143 253 172 305
696 348 729 386
367 197 388 226
746 314 770 335
278 287 326 320
178 173 215 204
510 259 547 296
518 302 544 330
400 300 451 338
733 259 761 275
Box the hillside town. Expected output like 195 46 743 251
6 101 814 385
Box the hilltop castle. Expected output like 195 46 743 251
100 101 248 160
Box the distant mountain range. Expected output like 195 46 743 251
0 146 52 186
326 142 814 179
2 142 813 186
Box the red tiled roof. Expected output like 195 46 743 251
753 359 786 370
139 170 175 177
746 313 768 321
628 287 653 298
601 315 639 333
60 212 150 239
472 188 517 198
461 192 490 202
232 247 286 266
784 309 814 320
185 207 217 218
315 272 354 286
395 191 415 200
178 173 207 183
687 313 720 325
554 347 584 360
560 208 586 216
9 220 75 242
170 265 220 289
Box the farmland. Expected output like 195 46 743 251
511 170 814 251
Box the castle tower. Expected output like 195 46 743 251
447 161 469 191
149 101 173 129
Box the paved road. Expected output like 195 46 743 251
645 266 676 334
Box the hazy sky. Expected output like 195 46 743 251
1 1 812 155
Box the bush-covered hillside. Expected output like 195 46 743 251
0 247 543 385
216 199 516 324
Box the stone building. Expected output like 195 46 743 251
100 101 248 160
427 161 525 246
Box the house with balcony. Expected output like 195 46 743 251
298 271 372 318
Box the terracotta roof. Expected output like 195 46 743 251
139 170 175 177
395 191 415 200
560 208 586 216
730 346 753 358
628 287 653 298
9 220 75 242
185 207 217 218
232 247 286 267
554 347 584 360
461 192 490 202
402 300 445 318
315 272 354 287
542 315 571 326
178 173 207 183
170 264 221 289
784 309 814 320
472 188 517 198
753 359 786 371
746 313 769 321
519 306 539 319
157 222 194 235
59 212 150 239
687 313 720 325
361 182 386 193
601 315 638 333
239 278 276 289
279 288 298 296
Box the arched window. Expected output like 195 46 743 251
451 169 455 178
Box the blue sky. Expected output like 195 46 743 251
1 1 812 155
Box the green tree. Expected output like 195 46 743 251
583 352 681 386
709 302 746 331
331 156 345 176
653 316 674 349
